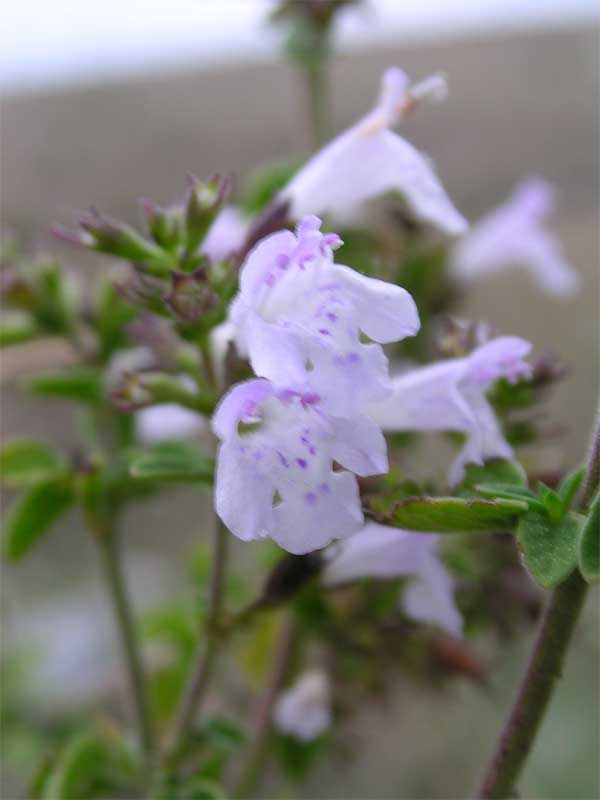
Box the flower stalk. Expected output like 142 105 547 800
165 518 229 760
474 406 599 799
96 524 156 764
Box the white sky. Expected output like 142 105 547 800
2 0 598 94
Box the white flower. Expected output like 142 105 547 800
451 178 579 296
135 403 205 443
273 670 332 741
323 522 463 637
201 205 248 262
229 215 420 418
212 378 388 553
369 336 532 485
280 68 467 235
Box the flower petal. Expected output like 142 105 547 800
214 439 276 542
135 404 205 444
331 263 420 343
201 206 248 262
329 413 388 477
323 523 428 585
212 378 274 440
272 471 363 554
402 556 463 637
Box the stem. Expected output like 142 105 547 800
96 525 156 763
233 613 296 798
474 408 600 799
304 61 330 149
474 571 588 799
166 519 229 759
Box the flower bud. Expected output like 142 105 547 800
163 267 217 322
78 207 164 264
140 198 182 251
184 175 231 256
110 370 205 412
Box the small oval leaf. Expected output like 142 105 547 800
0 439 66 487
26 367 103 404
456 459 528 499
517 510 583 588
4 480 74 560
129 441 214 483
374 496 528 533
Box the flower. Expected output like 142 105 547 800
230 215 420 417
135 403 205 444
280 67 468 235
212 377 388 553
201 206 248 263
323 522 462 637
451 178 579 296
273 670 331 741
369 336 532 485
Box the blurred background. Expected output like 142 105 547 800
2 1 599 798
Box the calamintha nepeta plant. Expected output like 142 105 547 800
1 33 597 800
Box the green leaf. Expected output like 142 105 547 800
542 489 565 523
375 496 528 533
474 482 537 499
26 367 103 404
557 465 585 510
4 480 74 560
42 730 135 800
202 716 246 753
456 459 527 498
95 280 137 361
177 777 226 800
129 441 213 483
0 440 67 487
517 510 583 588
578 492 599 582
43 734 105 800
0 311 39 346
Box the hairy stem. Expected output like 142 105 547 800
233 613 297 798
96 526 156 763
474 571 588 799
304 62 330 149
474 408 599 798
166 519 229 759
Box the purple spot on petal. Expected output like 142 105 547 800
276 253 290 269
347 352 360 364
305 491 318 505
277 451 289 468
318 482 330 494
301 391 320 406
318 328 331 336
296 458 308 469
327 312 337 322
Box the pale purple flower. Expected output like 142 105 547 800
230 215 420 417
323 522 462 637
273 670 331 741
451 178 579 296
200 205 248 262
212 377 388 553
370 336 532 485
135 403 205 444
280 68 468 236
